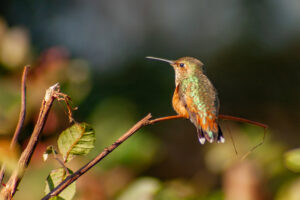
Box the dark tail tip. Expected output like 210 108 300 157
217 125 225 143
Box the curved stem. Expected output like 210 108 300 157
11 66 30 147
147 115 184 124
0 66 30 187
218 114 268 129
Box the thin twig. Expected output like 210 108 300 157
147 115 183 124
1 83 61 199
44 145 70 176
52 152 70 176
224 121 238 156
241 127 268 160
218 114 268 129
0 66 30 187
10 66 30 147
148 114 268 128
218 114 268 160
55 92 77 123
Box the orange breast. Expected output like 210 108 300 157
172 85 189 118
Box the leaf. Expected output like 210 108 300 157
57 122 95 163
45 168 76 200
43 145 58 161
284 148 300 172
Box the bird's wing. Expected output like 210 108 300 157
179 76 219 141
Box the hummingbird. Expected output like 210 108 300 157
146 56 224 144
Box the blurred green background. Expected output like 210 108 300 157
0 0 300 199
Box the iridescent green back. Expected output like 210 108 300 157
180 73 219 115
179 72 219 139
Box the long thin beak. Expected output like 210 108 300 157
146 56 174 64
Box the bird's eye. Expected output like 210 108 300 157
179 63 185 67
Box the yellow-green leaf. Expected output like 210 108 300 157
57 122 95 163
45 168 76 200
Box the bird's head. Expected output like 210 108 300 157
146 56 204 83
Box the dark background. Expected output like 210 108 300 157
0 0 299 199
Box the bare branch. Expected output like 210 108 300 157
1 83 61 199
147 115 183 124
42 113 152 200
0 66 30 187
42 112 268 200
11 66 30 147
147 114 268 129
218 114 268 129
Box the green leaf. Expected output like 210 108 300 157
45 168 76 200
284 148 300 172
57 122 95 163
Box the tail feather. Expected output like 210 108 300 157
190 111 225 144
203 130 214 143
217 125 225 143
196 125 225 144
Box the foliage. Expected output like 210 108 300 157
284 148 300 173
43 123 96 199
57 123 95 163
45 168 76 200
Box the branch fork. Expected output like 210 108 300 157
0 79 67 199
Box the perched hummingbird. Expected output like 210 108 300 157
146 56 224 144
